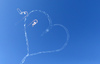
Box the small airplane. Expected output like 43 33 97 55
28 19 38 27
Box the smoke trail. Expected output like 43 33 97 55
29 24 70 56
17 8 70 64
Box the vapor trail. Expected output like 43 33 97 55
17 8 70 64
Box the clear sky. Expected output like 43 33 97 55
0 0 100 64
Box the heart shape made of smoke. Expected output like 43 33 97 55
17 8 70 64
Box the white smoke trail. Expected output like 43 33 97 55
17 8 70 64
29 24 70 56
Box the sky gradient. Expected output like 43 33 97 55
0 0 100 64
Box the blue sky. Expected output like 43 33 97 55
0 0 100 64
